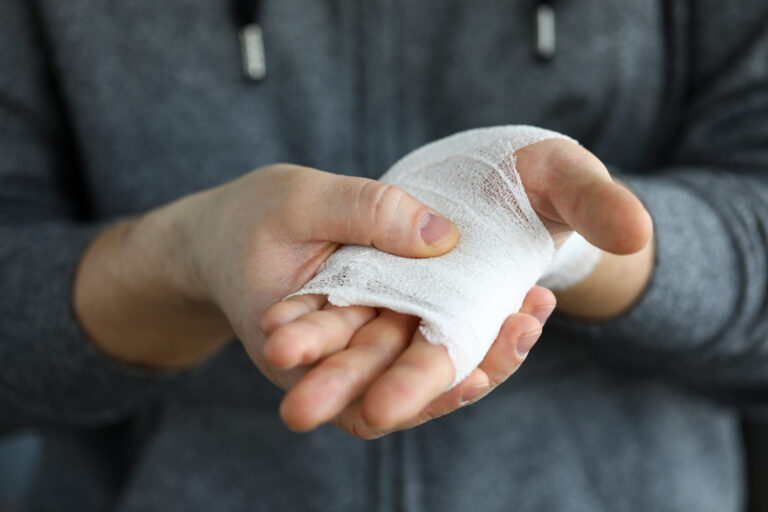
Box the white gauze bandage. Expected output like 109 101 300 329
293 125 601 386
537 232 602 290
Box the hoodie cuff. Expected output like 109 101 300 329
549 174 740 359
0 221 204 425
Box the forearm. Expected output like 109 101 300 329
73 194 233 370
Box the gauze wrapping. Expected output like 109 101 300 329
293 125 600 386
538 232 602 290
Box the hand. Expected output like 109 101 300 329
74 141 651 437
74 163 459 379
260 139 653 436
514 139 655 318
179 164 463 389
185 164 553 437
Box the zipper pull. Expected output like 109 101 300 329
535 2 556 60
239 23 266 81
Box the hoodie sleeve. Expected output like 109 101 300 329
553 1 768 412
0 0 190 428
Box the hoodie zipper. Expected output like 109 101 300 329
232 0 266 81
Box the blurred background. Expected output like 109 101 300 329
0 433 39 512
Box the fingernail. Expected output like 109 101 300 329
419 212 453 246
531 305 555 327
516 330 542 359
459 385 487 407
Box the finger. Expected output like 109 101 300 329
516 140 652 254
332 306 549 438
477 313 541 385
263 304 376 369
401 312 542 431
397 313 543 433
361 329 455 430
333 313 545 439
560 179 652 255
519 285 557 324
290 172 460 258
331 367 489 439
332 402 387 440
414 299 551 425
279 310 418 431
397 368 491 430
260 294 328 335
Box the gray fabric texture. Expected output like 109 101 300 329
1 0 767 510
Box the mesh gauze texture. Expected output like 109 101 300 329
293 126 592 386
538 232 602 290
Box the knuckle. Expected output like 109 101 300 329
348 418 383 440
319 360 359 389
417 405 443 423
394 359 434 382
488 374 507 388
358 181 407 231
353 322 409 355
281 167 328 209
333 409 386 441
488 363 520 387
303 311 340 334
397 353 453 386
334 305 376 327
355 342 401 365
283 178 313 210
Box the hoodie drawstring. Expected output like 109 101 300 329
231 1 553 80
535 1 556 60
233 0 266 81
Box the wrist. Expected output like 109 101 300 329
74 194 233 371
553 235 655 320
141 191 216 304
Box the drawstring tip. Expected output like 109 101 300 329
239 23 267 81
535 4 556 60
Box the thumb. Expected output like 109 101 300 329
550 173 652 255
294 174 460 258
517 140 653 255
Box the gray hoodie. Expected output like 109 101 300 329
1 1 767 510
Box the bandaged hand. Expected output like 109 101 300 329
263 126 653 437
